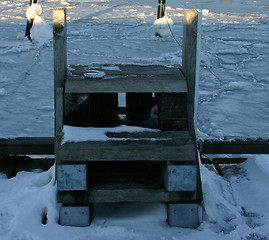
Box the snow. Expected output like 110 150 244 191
1 0 268 139
0 88 6 96
83 70 106 78
62 125 159 143
0 0 269 239
1 157 269 239
30 15 52 43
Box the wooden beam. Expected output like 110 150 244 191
182 9 202 143
66 65 186 93
201 139 269 154
58 189 196 203
57 131 196 162
0 137 54 155
65 76 187 93
1 137 269 156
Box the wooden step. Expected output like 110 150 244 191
69 64 183 76
65 65 187 93
56 131 196 162
57 176 197 203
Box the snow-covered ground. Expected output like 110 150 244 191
0 0 269 239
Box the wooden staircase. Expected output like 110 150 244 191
53 8 202 228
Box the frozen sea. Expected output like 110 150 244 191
0 0 268 139
0 0 269 240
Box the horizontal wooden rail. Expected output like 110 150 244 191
200 139 269 154
0 137 54 155
1 137 269 156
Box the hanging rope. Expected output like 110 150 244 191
158 3 182 47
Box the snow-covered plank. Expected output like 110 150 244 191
69 65 183 76
65 75 187 93
56 131 196 162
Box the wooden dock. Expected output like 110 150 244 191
53 8 202 228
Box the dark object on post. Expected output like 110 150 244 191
157 0 166 19
25 0 38 42
25 20 33 42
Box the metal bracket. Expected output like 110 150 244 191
57 164 87 191
168 203 202 228
164 165 197 191
60 206 90 227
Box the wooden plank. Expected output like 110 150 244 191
56 87 64 138
1 137 269 156
201 139 269 154
58 189 196 203
0 137 54 155
69 65 183 76
65 76 187 93
182 9 202 142
57 131 196 162
58 177 197 203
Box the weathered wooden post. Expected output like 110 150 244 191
165 9 202 228
182 9 202 144
53 8 67 137
53 9 90 227
53 8 66 148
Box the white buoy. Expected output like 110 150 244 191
153 16 173 38
26 3 42 21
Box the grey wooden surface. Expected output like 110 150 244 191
57 131 196 162
65 75 187 93
1 137 268 156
